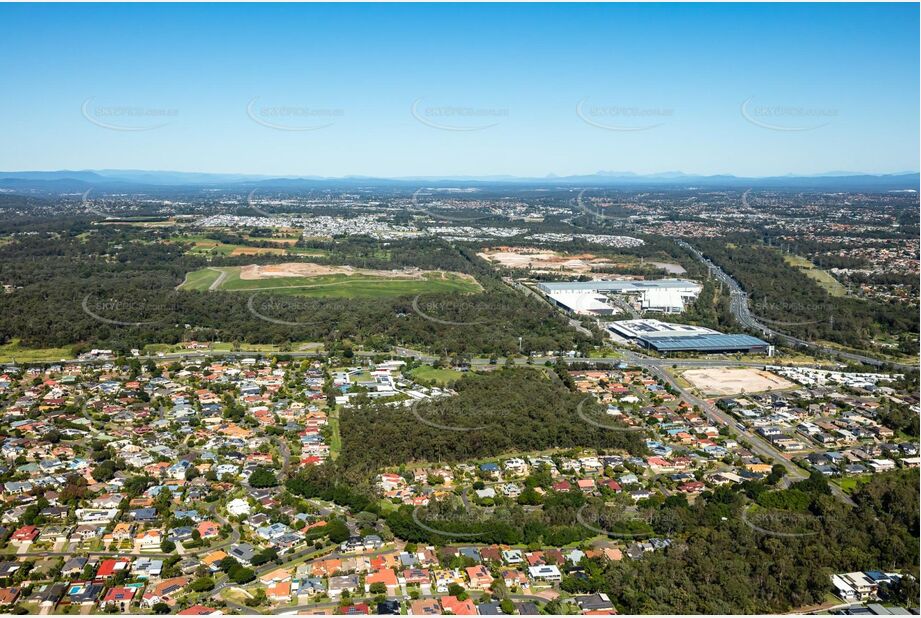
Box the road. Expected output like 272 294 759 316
622 350 856 505
269 593 553 615
208 267 229 291
504 277 593 337
676 240 914 371
608 295 641 319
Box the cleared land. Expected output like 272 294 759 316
681 367 795 396
409 365 463 385
177 267 223 290
478 247 624 274
0 340 72 363
179 262 481 298
478 247 683 277
165 235 325 257
783 254 848 297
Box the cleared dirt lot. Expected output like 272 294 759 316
229 246 288 256
478 247 622 274
681 367 795 396
239 262 423 280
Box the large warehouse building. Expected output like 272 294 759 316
608 319 773 355
538 279 702 313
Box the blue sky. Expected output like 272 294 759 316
0 3 917 177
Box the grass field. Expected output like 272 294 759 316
167 235 326 258
409 365 464 385
179 266 480 298
142 341 323 355
178 268 223 290
783 254 848 297
0 339 74 363
327 409 342 460
835 475 872 494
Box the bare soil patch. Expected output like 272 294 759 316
682 367 795 396
238 262 479 287
229 246 288 256
478 247 625 274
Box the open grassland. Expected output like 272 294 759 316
409 365 464 385
179 264 480 298
177 267 223 290
166 235 326 257
0 340 73 363
783 254 848 297
142 341 323 355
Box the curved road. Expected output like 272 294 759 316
676 240 914 371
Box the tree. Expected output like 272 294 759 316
92 460 117 482
152 603 170 614
160 539 176 554
369 582 387 595
230 567 255 584
190 577 215 592
326 518 351 544
248 466 278 488
251 548 278 566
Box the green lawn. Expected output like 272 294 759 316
143 341 321 354
285 246 328 256
0 339 74 363
410 365 464 386
179 267 224 290
327 409 342 460
169 235 319 257
783 254 848 297
835 474 873 494
179 266 480 298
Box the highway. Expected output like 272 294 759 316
676 240 915 371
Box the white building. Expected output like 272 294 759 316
227 498 251 516
539 279 702 313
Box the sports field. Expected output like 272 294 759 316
178 263 481 298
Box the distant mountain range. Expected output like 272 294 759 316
0 169 917 192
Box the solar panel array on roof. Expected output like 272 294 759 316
538 279 700 293
639 334 770 352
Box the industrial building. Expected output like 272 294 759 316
545 292 616 316
608 319 773 355
537 279 702 313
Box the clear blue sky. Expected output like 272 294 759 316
1 3 917 177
